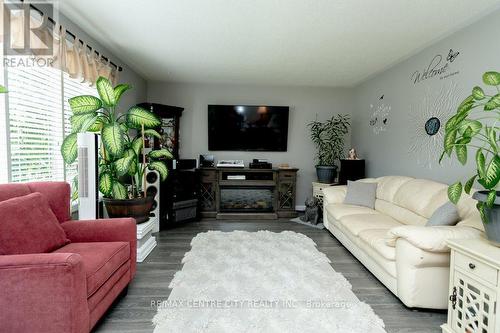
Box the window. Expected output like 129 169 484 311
1 65 97 184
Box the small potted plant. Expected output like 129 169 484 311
61 76 172 223
441 71 500 245
308 114 350 183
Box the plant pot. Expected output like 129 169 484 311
472 191 500 246
316 165 338 184
103 196 154 224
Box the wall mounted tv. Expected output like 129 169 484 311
208 105 289 151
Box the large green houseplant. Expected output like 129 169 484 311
308 114 350 183
441 71 500 244
61 76 172 223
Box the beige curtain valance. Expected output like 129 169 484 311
8 8 119 86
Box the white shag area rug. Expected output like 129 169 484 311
153 230 386 333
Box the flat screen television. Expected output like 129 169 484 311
208 105 289 151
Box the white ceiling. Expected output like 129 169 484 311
59 0 500 87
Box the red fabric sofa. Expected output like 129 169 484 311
0 182 137 333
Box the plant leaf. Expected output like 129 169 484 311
148 149 173 159
448 182 462 204
460 120 482 136
61 133 78 164
112 181 127 199
143 129 162 139
477 201 488 223
488 128 498 154
444 129 457 156
70 113 98 133
457 95 475 116
113 84 131 103
68 95 102 114
484 94 500 111
464 175 477 194
487 190 497 208
456 144 467 165
123 149 137 175
114 155 134 176
101 123 124 158
88 117 105 132
126 106 161 129
484 155 500 189
477 149 486 178
96 77 116 107
472 86 485 100
482 71 500 86
148 161 169 181
131 137 143 156
0 84 7 93
99 172 113 196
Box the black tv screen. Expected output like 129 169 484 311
208 105 289 151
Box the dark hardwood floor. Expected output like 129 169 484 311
93 219 447 333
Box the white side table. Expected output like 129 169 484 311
442 238 500 333
312 181 337 207
312 182 337 224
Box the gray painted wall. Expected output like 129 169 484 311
351 8 500 185
147 82 354 205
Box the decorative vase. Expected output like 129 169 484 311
473 191 500 246
315 165 338 184
103 196 154 224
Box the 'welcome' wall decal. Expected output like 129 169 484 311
411 49 460 84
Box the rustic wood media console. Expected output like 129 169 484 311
197 167 298 219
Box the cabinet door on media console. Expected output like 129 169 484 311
198 169 217 217
277 169 298 218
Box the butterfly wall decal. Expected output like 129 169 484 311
446 49 459 63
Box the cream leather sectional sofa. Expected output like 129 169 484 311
323 176 484 309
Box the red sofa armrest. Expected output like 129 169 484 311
0 253 89 333
61 218 137 277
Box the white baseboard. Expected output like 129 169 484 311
137 236 156 262
295 205 306 212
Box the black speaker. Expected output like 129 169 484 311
160 164 199 229
339 159 366 185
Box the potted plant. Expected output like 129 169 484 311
308 114 350 183
61 76 172 223
441 71 500 245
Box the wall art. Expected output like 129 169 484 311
411 48 460 85
408 82 461 169
369 94 391 135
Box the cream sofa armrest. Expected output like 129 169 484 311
386 225 483 252
322 185 347 205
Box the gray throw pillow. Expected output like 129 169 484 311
343 180 377 209
426 202 460 226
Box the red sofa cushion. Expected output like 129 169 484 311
54 241 130 297
0 192 70 255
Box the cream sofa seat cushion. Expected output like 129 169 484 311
392 179 449 219
325 203 379 220
358 229 396 261
386 225 483 252
339 213 402 236
375 199 428 226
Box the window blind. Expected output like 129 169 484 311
7 66 64 183
5 66 98 184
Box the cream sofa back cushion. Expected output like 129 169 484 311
392 179 449 219
376 176 413 202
